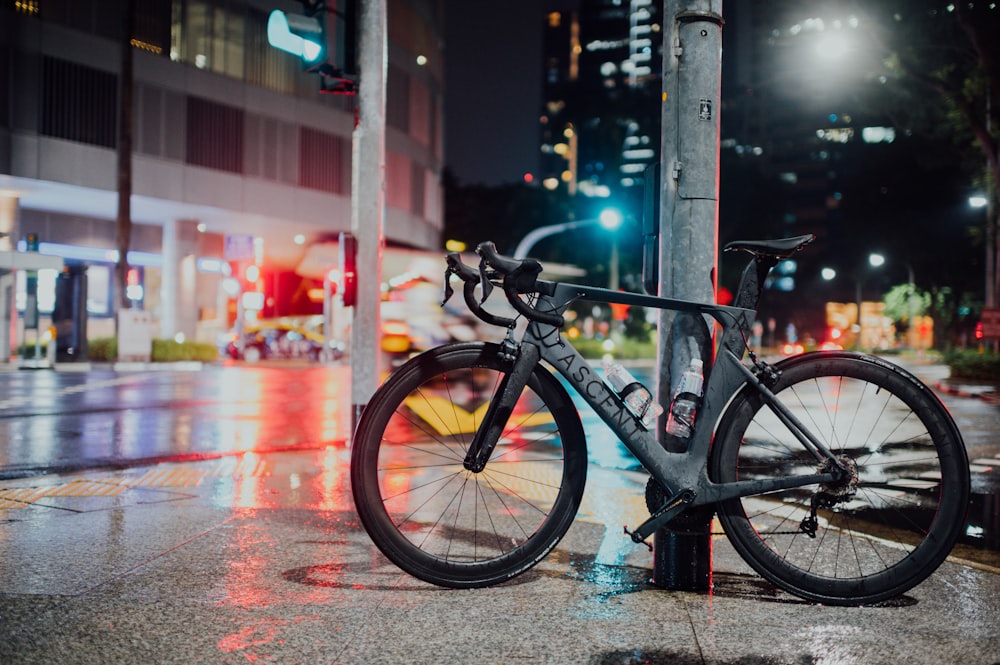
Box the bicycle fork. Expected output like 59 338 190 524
463 340 539 473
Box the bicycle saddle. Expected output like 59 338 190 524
724 234 815 259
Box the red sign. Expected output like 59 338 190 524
981 308 1000 339
610 302 630 321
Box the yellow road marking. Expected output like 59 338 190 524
404 395 555 435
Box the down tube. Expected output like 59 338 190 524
528 323 685 491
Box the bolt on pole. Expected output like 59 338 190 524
349 0 387 433
654 0 724 591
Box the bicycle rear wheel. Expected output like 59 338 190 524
351 342 587 588
711 352 970 605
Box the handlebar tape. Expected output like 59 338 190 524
444 252 516 328
477 242 564 328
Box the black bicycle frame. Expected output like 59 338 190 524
504 281 838 520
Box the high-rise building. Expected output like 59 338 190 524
0 0 444 357
540 0 661 200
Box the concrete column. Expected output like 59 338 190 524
350 0 387 430
160 219 200 340
0 194 17 361
0 194 15 249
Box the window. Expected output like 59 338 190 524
387 66 410 132
299 127 346 194
186 96 244 173
245 113 299 183
41 56 117 148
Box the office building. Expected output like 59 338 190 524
0 0 444 359
540 0 662 199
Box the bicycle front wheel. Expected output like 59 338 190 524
711 352 970 605
351 342 587 588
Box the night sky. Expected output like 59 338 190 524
443 1 575 187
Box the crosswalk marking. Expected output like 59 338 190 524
0 454 270 511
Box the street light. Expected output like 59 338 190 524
855 252 885 350
970 193 996 311
512 208 622 260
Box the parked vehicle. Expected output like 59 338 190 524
224 319 345 363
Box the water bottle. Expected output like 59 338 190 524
665 358 704 439
603 359 663 429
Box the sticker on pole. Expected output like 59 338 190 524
699 98 712 121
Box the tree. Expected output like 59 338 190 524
862 1 1000 308
883 282 930 326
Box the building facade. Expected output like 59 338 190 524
0 0 444 357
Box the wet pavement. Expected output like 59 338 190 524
2 446 999 664
0 360 998 664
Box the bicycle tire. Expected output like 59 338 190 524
711 351 970 605
351 342 587 588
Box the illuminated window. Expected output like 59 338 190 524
816 128 854 143
862 127 896 144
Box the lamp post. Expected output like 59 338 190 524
855 253 885 350
971 193 999 352
512 208 623 289
969 194 994 309
825 254 884 350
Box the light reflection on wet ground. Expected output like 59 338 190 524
1 444 998 664
0 362 998 663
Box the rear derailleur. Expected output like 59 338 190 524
799 455 859 538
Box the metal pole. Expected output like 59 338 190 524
654 0 723 592
350 0 387 434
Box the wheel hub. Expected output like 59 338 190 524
818 454 859 504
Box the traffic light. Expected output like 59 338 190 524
266 1 357 94
339 231 357 307
267 8 324 64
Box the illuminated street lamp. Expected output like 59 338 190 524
970 193 996 310
825 254 884 349
513 209 623 290
513 208 623 262
855 252 885 350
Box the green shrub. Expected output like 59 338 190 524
943 349 1000 381
85 337 218 363
572 336 657 360
151 339 218 362
88 337 117 362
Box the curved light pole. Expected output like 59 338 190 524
512 208 623 260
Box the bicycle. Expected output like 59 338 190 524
350 235 970 606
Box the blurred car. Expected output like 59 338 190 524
380 313 481 367
224 320 345 363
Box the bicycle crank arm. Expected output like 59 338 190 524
463 342 540 473
624 489 697 548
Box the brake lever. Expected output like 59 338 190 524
441 268 455 306
478 261 494 303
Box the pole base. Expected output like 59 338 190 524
652 505 714 591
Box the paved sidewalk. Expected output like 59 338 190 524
1 448 998 665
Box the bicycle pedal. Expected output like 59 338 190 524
623 526 653 552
